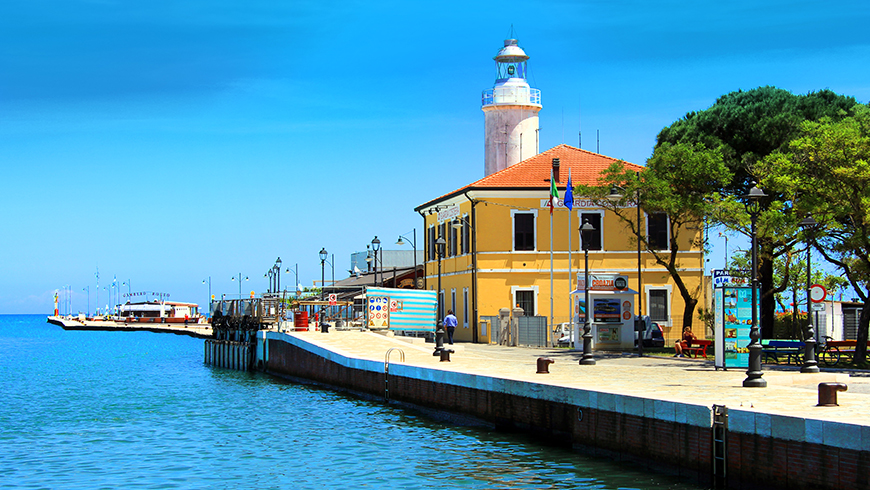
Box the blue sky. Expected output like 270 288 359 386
3 0 869 314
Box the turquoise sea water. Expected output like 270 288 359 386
0 315 706 489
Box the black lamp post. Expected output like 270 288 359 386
799 215 820 373
275 257 282 292
371 236 381 287
743 183 767 388
606 176 644 356
319 248 328 300
579 219 596 365
265 268 275 293
434 235 446 354
396 230 418 288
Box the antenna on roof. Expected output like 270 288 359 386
578 100 582 149
597 129 600 154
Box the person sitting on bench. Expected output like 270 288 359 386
674 326 697 357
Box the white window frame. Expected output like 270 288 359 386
510 285 539 316
511 209 538 252
644 284 673 327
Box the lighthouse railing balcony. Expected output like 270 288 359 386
482 87 541 107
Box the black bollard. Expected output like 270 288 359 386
536 357 554 374
818 382 847 406
440 348 454 362
433 321 445 356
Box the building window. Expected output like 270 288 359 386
461 215 470 255
648 289 669 323
515 290 535 316
513 212 535 251
450 223 458 257
580 212 602 251
463 288 469 328
427 226 435 261
451 289 456 316
439 222 447 258
647 213 669 250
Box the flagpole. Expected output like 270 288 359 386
549 168 554 346
567 168 573 349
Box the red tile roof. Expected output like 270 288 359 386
416 144 644 210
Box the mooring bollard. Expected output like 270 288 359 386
818 382 848 406
440 348 454 362
536 357 554 374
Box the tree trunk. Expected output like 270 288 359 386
759 253 776 340
682 296 698 331
856 305 869 366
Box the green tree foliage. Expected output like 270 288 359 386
656 86 858 339
760 104 870 364
577 142 731 330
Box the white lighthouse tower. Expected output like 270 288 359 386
482 38 542 176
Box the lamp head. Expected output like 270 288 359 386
396 236 405 246
741 182 767 215
371 236 381 252
435 236 446 257
276 257 282 267
799 215 818 228
580 219 596 249
606 186 624 202
319 248 328 261
451 218 463 230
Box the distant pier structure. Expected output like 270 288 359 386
482 38 542 176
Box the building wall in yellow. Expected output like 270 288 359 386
422 193 705 344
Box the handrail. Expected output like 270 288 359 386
384 348 405 401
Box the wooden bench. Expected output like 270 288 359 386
826 340 870 363
682 339 712 359
762 340 804 364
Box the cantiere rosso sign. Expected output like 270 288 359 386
576 274 630 291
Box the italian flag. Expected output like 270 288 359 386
549 169 559 214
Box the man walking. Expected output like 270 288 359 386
443 310 458 344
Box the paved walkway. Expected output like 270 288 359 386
287 329 870 426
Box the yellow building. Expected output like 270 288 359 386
414 144 705 346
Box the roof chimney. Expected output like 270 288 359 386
552 157 560 183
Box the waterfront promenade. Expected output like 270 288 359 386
263 329 870 489
282 329 870 428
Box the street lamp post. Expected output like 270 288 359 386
285 264 299 299
202 277 212 316
231 274 248 299
743 183 767 388
800 215 820 373
434 235 447 355
319 248 328 300
606 178 644 356
396 229 418 288
265 268 275 293
371 236 381 287
579 219 596 365
275 257 282 292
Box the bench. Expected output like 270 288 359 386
762 340 804 365
682 339 712 359
826 340 870 363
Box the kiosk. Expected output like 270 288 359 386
570 273 638 350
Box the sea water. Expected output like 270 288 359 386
0 315 707 489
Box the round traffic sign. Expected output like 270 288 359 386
810 284 827 303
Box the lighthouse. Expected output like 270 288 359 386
481 38 542 176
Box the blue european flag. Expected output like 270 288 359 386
564 176 573 210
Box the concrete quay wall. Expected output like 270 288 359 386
260 331 869 490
